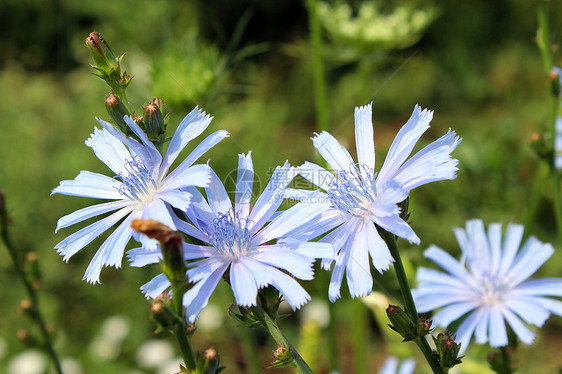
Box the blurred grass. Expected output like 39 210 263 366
1 0 562 373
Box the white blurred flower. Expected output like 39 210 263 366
61 357 84 374
198 304 224 333
89 336 121 361
379 356 416 374
301 300 330 328
7 350 46 374
101 315 130 342
136 339 175 369
157 356 183 374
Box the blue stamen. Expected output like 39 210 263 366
116 156 158 202
210 211 253 257
328 163 377 217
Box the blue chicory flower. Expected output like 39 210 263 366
52 107 229 283
412 219 562 353
128 152 334 322
290 103 461 301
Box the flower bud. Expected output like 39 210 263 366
196 347 222 374
150 298 179 331
257 285 283 318
416 314 432 336
85 32 120 72
142 99 166 140
17 329 40 347
105 93 131 133
267 345 293 369
131 219 187 284
386 304 417 341
433 331 462 369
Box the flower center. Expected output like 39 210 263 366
210 211 253 260
472 273 507 307
117 156 159 203
327 164 377 218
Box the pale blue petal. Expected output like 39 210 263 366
372 213 419 245
297 161 336 191
85 127 132 175
55 207 133 261
268 266 311 310
474 308 490 344
311 131 355 173
284 188 318 201
501 307 535 345
345 221 373 298
319 218 357 270
377 105 433 185
238 256 273 289
230 260 259 306
123 116 162 172
498 223 524 276
414 286 471 312
415 267 467 289
505 239 553 287
83 213 135 284
251 200 331 245
167 130 229 179
465 219 490 275
56 200 129 232
183 187 215 232
141 199 176 231
205 169 232 216
141 273 171 299
271 241 335 262
392 130 460 191
175 215 210 243
161 107 213 177
158 189 192 212
250 246 314 280
514 278 562 297
535 297 562 317
51 171 124 200
432 301 477 327
487 223 502 273
287 207 345 242
249 163 296 234
354 103 375 171
235 152 254 220
328 239 352 302
504 296 549 326
184 262 229 323
187 257 226 283
455 309 484 354
363 220 394 273
423 245 471 282
488 307 508 347
183 243 215 260
127 247 162 267
163 164 212 190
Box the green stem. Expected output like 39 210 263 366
170 282 196 370
0 217 62 374
251 305 314 374
537 1 562 245
381 230 443 374
351 299 367 374
306 0 330 133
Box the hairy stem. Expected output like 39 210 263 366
251 305 314 374
381 229 443 374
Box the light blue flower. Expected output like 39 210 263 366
52 107 229 283
290 103 460 301
379 357 416 374
412 219 562 353
128 152 335 323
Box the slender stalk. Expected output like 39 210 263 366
537 1 562 245
170 281 196 370
306 0 330 133
0 210 63 373
351 299 367 374
251 305 314 374
381 230 443 374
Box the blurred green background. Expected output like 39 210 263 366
1 0 562 373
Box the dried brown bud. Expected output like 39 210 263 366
131 219 175 243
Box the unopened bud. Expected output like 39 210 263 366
267 345 292 369
150 298 179 331
433 331 462 369
25 252 41 287
196 347 221 373
386 304 417 341
105 93 130 133
17 329 40 347
85 31 120 74
257 286 282 318
18 299 37 320
416 315 432 336
142 99 166 140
